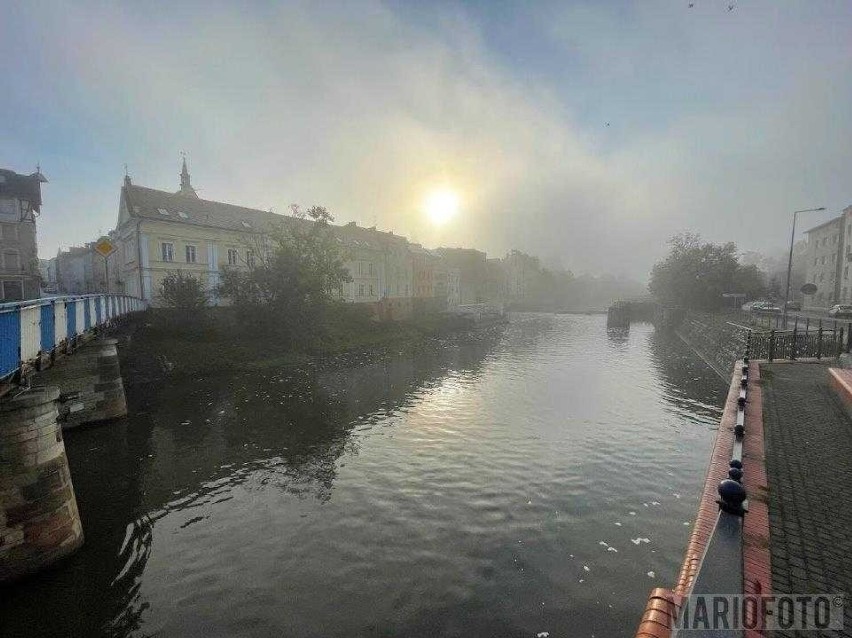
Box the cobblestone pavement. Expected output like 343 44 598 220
761 363 852 638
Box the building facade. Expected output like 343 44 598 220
114 161 416 310
804 206 852 307
115 162 283 305
0 167 47 301
434 247 487 304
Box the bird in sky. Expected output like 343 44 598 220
728 4 735 11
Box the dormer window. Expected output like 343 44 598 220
241 221 252 228
158 208 170 216
177 211 188 219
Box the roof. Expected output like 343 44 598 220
0 168 44 210
122 184 294 233
804 214 843 235
121 180 416 255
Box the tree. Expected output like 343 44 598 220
160 271 209 309
218 205 352 344
649 233 766 310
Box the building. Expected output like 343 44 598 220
114 160 415 310
38 258 58 294
503 249 542 301
335 221 413 303
434 247 487 304
114 160 296 305
0 167 47 301
485 258 507 302
804 206 852 307
56 245 95 293
433 260 461 309
410 243 436 298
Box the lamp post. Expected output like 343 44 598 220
783 206 826 328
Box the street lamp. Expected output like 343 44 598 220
783 206 826 327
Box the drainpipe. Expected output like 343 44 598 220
136 219 144 301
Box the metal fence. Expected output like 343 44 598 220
728 320 850 362
0 294 146 381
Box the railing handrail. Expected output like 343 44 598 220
0 292 147 384
0 293 141 313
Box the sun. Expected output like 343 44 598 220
424 188 460 226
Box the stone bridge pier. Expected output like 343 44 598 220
0 337 129 583
33 337 128 429
0 387 84 583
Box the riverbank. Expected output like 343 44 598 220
113 306 487 383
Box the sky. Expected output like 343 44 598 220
2 0 851 278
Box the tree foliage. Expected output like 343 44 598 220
160 271 209 309
218 205 352 344
649 233 767 309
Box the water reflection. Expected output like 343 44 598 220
0 329 504 637
0 316 724 638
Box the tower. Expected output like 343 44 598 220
177 154 198 198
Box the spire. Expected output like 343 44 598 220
177 152 198 197
123 163 131 187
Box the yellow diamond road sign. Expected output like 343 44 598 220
94 237 116 258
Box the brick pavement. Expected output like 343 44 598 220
761 362 852 637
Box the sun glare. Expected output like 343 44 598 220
424 188 460 226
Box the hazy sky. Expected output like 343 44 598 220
2 1 851 277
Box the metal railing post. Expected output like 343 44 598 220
848 322 852 353
817 320 823 359
791 323 798 360
769 329 776 362
840 327 845 358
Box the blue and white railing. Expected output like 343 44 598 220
0 294 146 381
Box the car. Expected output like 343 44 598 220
749 301 781 314
828 304 852 318
785 300 802 311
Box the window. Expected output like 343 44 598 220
845 266 849 279
125 238 136 263
246 249 256 268
158 208 170 216
358 283 365 297
177 211 189 219
821 256 826 265
185 245 197 263
0 224 18 240
161 242 175 262
227 248 238 266
3 251 20 269
368 262 373 276
1 280 23 301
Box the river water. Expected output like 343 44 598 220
2 314 726 638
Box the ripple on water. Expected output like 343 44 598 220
0 314 727 638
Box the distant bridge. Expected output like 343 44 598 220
0 293 146 388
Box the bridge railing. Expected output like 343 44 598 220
0 293 146 382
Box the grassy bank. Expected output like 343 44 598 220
115 305 476 381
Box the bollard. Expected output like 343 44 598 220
0 386 84 583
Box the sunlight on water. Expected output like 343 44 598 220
2 314 726 638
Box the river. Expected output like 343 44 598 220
1 314 726 638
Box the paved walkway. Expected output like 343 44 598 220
761 362 852 637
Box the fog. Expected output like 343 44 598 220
2 0 851 279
